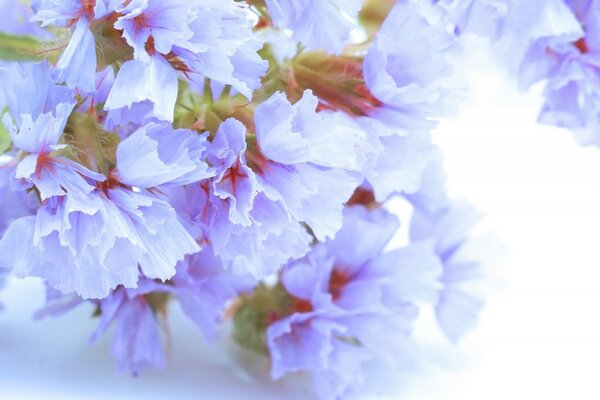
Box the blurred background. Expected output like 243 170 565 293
1 38 600 399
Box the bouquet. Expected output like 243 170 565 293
1 0 593 398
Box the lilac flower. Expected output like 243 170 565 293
0 181 201 299
335 113 438 202
104 0 267 124
34 281 169 375
112 0 194 61
0 65 206 298
519 0 600 146
172 246 255 340
182 118 312 278
35 247 253 373
268 309 369 399
104 53 179 125
114 122 213 188
413 0 585 43
264 0 362 54
0 170 204 300
31 0 118 93
365 1 456 129
408 156 500 342
351 1 455 201
182 90 365 278
0 63 100 202
0 62 75 125
91 279 171 375
266 206 442 398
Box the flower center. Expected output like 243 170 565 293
328 268 350 301
574 37 589 54
81 0 96 20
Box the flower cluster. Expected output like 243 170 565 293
0 1 499 398
519 0 600 146
421 0 600 147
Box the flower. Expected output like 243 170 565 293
0 182 201 299
0 65 207 298
264 0 363 54
364 1 456 129
31 0 119 92
265 205 442 398
90 279 171 375
181 90 365 279
114 121 213 187
351 114 438 202
104 0 267 124
353 0 456 201
407 155 501 342
36 246 253 373
171 246 256 340
104 45 180 124
519 0 600 146
0 62 100 202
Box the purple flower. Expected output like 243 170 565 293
90 279 171 375
0 62 75 125
519 0 600 146
0 63 101 202
350 1 456 201
181 118 312 278
114 122 214 188
268 310 369 399
172 246 255 340
365 1 456 129
35 247 253 373
181 90 365 278
76 66 116 113
113 0 194 61
31 0 118 93
265 0 363 54
0 185 200 299
0 69 206 298
408 156 501 342
104 0 267 124
105 55 179 125
266 205 442 397
341 114 438 202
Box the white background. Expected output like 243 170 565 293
1 39 600 399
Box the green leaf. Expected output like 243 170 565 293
0 32 46 61
0 113 11 155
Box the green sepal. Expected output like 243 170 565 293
233 283 292 356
